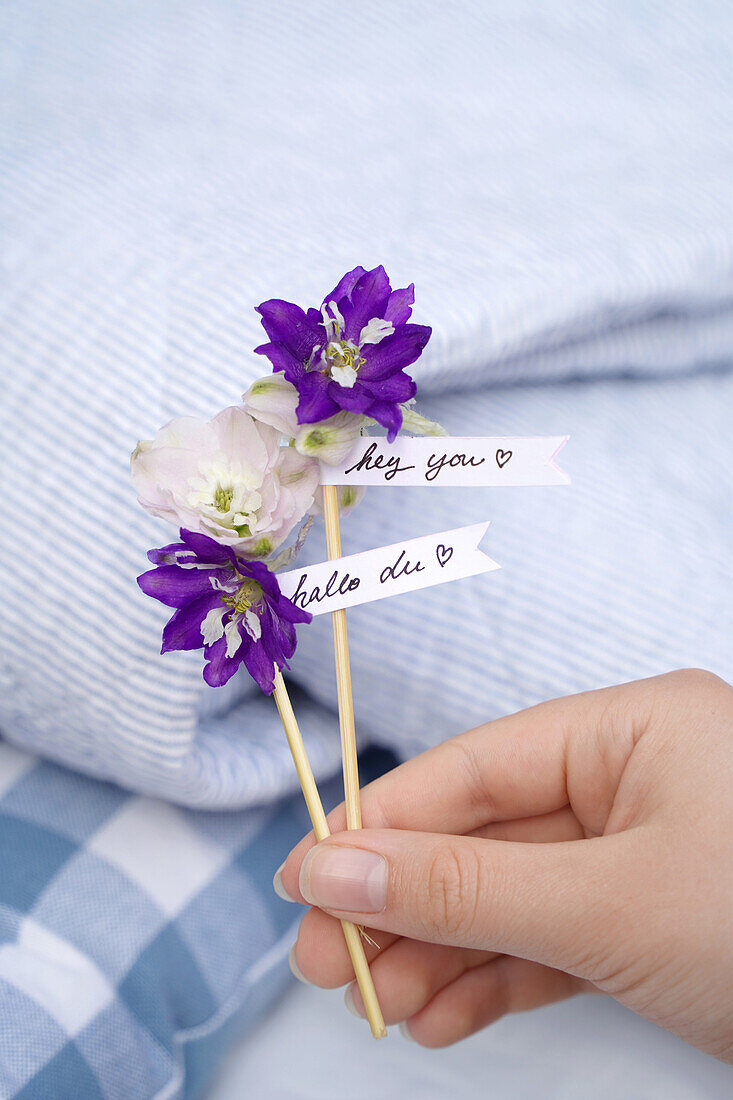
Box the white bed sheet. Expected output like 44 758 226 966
208 980 733 1100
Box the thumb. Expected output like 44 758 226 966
299 828 634 978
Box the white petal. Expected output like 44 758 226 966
129 408 277 537
209 576 237 591
242 375 300 439
201 606 227 645
294 411 365 464
330 363 358 388
210 406 272 472
320 305 335 342
321 300 345 341
310 484 365 518
130 438 153 463
153 416 215 452
358 317 394 346
244 609 262 641
398 403 448 437
336 484 366 514
225 617 243 659
267 515 314 570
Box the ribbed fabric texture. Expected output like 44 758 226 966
1 1 732 806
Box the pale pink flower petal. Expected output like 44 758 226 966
130 405 318 555
242 374 300 438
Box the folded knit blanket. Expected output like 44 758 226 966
1 5 732 1098
1 0 731 810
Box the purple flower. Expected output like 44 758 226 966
254 265 431 442
138 529 311 693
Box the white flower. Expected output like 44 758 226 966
131 405 319 555
242 373 301 438
310 484 366 518
293 412 364 464
397 401 447 437
243 374 366 465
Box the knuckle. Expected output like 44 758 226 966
490 955 513 1017
361 788 393 830
423 842 486 944
647 668 732 745
440 1002 477 1045
445 736 497 820
661 667 727 696
408 969 438 1015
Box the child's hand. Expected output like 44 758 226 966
277 670 733 1059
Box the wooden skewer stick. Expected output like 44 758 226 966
321 484 362 831
272 669 386 1040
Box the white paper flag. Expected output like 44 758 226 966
277 522 499 617
320 436 569 487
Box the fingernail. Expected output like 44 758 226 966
344 982 363 1018
273 862 295 902
288 945 311 985
299 845 387 913
399 1020 416 1043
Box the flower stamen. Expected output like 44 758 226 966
322 340 364 388
214 486 234 512
221 578 263 615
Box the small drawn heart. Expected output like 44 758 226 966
495 448 512 469
436 544 453 568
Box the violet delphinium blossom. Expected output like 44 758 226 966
138 529 311 692
254 265 431 442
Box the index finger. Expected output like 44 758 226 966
280 675 659 902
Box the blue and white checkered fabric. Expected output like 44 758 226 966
0 739 395 1099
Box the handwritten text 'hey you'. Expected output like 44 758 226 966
320 436 570 487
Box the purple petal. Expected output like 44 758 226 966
239 558 281 601
325 381 375 416
323 266 367 307
295 371 341 423
179 530 236 566
359 324 431 380
271 592 312 626
146 541 187 565
363 399 404 442
384 284 414 325
255 300 322 361
360 370 417 404
342 266 391 342
161 594 222 652
254 341 306 383
138 565 226 608
203 635 245 688
260 604 298 664
243 639 278 694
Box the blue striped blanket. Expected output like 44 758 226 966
1 2 732 1096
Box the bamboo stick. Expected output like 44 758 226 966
272 669 386 1039
321 484 362 831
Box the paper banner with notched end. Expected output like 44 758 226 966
277 522 499 617
320 436 570 487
